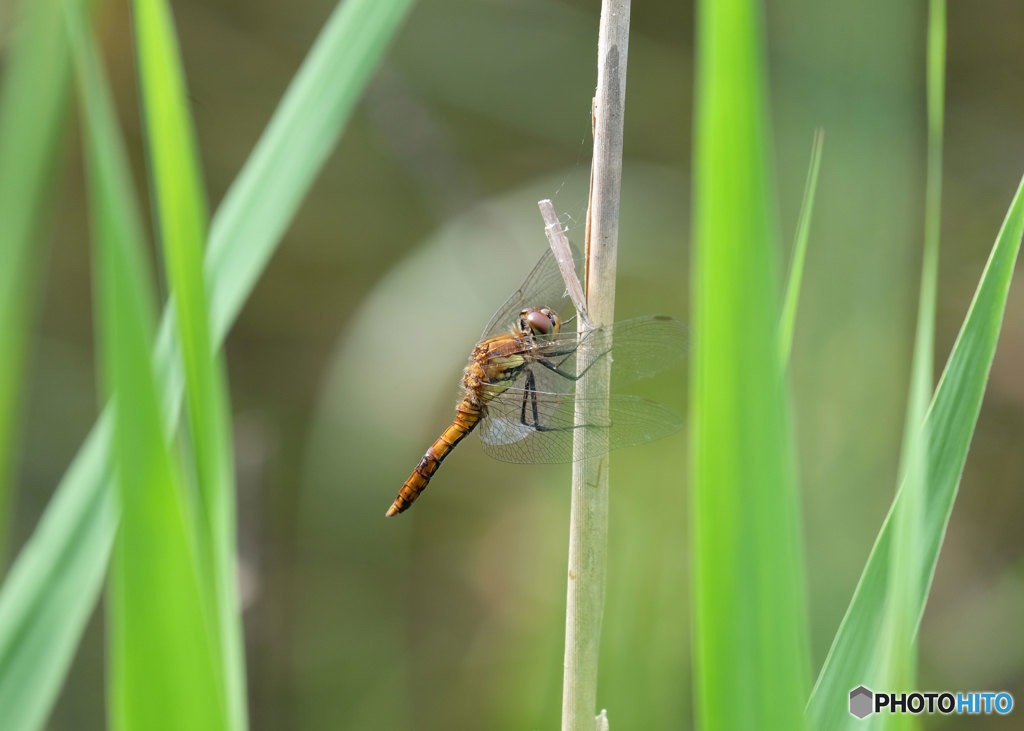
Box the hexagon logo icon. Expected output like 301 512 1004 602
849 685 873 719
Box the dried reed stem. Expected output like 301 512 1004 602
559 0 630 728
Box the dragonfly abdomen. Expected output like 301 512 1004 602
385 400 482 517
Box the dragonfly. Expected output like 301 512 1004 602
385 247 686 517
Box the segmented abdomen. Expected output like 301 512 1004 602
385 400 482 517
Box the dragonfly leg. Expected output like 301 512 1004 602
519 370 539 427
520 369 586 433
536 345 611 381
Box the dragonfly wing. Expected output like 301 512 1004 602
518 315 687 387
478 386 683 464
480 246 582 340
576 316 688 386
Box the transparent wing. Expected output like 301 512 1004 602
480 246 582 340
477 390 683 464
474 314 687 463
487 315 688 390
577 315 688 386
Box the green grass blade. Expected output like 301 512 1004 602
70 15 227 730
0 416 116 731
130 1 245 726
779 128 824 368
806 173 1024 729
206 0 415 342
0 0 72 555
877 1 945 713
690 0 810 728
0 1 414 727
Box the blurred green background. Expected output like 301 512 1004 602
5 0 1023 728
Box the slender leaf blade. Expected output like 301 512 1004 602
690 0 810 728
206 0 416 341
71 18 227 731
875 2 945 719
779 128 824 368
0 0 72 555
0 1 92 725
0 1 416 727
130 1 245 725
0 415 115 731
806 174 1024 729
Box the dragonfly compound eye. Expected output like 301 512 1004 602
525 308 559 336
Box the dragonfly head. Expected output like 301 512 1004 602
520 307 560 340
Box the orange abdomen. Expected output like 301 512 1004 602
386 400 482 517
